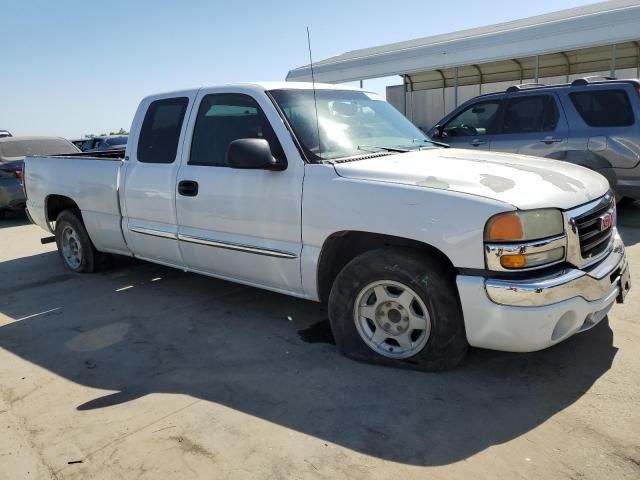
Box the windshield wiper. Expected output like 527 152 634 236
413 138 450 148
357 145 410 153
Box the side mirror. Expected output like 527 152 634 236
433 124 445 138
226 138 284 171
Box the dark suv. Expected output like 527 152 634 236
429 77 640 201
80 135 128 153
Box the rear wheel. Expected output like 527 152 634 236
328 248 468 371
55 210 109 272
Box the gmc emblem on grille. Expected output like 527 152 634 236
599 212 613 231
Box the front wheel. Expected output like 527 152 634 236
328 248 468 371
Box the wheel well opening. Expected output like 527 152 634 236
316 231 454 303
46 195 80 227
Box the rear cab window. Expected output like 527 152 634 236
137 97 189 163
569 89 635 127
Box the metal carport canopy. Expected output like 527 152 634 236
286 0 640 84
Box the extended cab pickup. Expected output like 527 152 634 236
24 82 632 370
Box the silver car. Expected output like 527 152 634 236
429 77 640 202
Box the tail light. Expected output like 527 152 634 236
19 164 27 197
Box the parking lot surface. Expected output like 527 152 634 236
1 207 639 480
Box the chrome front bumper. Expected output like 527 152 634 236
485 231 630 307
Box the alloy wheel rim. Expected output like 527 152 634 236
353 280 431 359
61 225 83 269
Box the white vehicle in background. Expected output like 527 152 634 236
24 82 631 370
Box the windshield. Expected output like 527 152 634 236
0 138 79 160
269 89 432 160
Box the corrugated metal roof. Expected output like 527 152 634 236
286 0 640 83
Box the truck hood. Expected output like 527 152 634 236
332 148 610 210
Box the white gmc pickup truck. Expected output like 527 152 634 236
24 82 631 370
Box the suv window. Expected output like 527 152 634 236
106 137 128 146
137 97 188 164
501 95 559 134
444 100 502 137
569 89 634 127
189 93 283 166
81 139 95 151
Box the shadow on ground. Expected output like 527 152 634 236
0 211 29 229
0 247 617 466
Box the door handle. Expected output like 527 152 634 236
178 180 199 197
470 139 487 147
540 137 563 144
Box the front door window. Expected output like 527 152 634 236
443 100 502 137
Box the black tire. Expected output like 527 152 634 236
328 248 468 371
54 210 110 273
616 196 636 207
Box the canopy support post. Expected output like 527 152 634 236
454 67 459 108
512 59 523 83
610 44 617 77
472 65 483 95
560 51 570 83
403 74 414 121
435 69 446 116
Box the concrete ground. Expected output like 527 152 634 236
0 206 639 480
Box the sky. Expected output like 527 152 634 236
1 0 598 138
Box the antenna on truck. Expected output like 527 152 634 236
306 26 322 158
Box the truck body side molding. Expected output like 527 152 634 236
129 225 297 259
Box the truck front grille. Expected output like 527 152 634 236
574 195 615 260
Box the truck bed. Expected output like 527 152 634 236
24 154 129 254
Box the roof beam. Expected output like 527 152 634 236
287 2 640 83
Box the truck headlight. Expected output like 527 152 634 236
484 209 566 271
485 209 564 242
